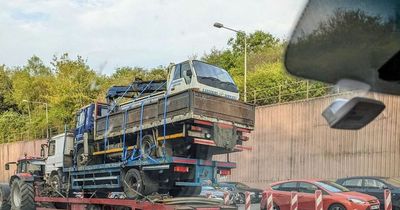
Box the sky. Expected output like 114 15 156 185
0 0 307 75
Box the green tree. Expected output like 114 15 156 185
0 65 16 113
48 54 103 129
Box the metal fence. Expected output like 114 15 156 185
245 81 340 105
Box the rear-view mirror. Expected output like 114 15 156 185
322 97 385 130
285 0 400 96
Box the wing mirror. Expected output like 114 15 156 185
40 143 48 158
322 97 385 130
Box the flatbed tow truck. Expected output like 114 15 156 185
3 60 253 210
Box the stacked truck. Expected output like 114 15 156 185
3 60 255 210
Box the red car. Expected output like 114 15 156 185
260 179 380 210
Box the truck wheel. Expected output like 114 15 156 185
10 179 34 210
169 186 201 197
0 185 10 210
49 172 62 194
141 172 159 195
141 135 156 158
122 168 144 199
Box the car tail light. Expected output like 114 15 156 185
174 166 189 173
191 125 202 132
218 169 231 176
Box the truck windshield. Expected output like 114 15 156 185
192 61 238 93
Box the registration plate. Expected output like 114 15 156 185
370 205 379 210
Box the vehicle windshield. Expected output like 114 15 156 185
192 60 238 93
27 161 44 173
316 181 350 193
385 178 400 188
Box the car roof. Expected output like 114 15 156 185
271 179 325 185
338 176 388 180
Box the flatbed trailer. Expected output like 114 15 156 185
35 196 237 210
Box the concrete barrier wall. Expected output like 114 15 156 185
216 92 400 189
0 139 46 183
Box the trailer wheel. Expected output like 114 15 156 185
10 179 34 210
0 185 10 210
122 168 144 199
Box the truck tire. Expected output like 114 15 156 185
122 168 144 199
141 135 156 158
0 185 10 210
141 172 159 195
49 172 62 195
10 179 34 210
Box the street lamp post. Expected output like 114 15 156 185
22 100 49 140
213 22 247 102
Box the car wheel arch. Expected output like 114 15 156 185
328 202 347 210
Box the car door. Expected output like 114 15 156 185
273 182 298 209
340 178 365 193
364 178 386 201
298 182 318 210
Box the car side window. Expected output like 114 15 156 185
299 182 318 194
342 179 363 187
271 184 280 190
364 179 386 189
279 182 297 192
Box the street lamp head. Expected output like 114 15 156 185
213 22 224 28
